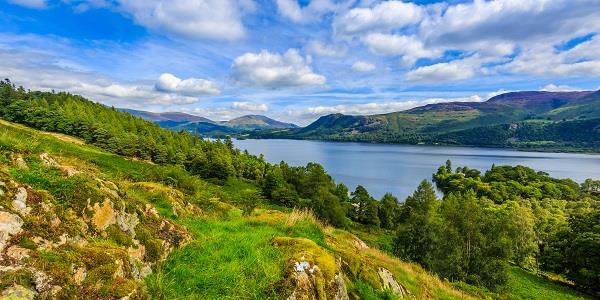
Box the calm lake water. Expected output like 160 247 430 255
233 139 600 200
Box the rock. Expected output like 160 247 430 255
113 259 125 279
0 210 24 252
127 244 145 261
377 267 409 298
60 166 80 177
91 199 116 231
117 211 139 237
15 156 29 170
1 284 37 300
73 267 87 285
96 179 120 199
352 237 369 250
39 153 60 168
333 273 349 300
32 271 52 293
13 187 31 215
6 245 31 261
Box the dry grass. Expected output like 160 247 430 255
285 208 324 228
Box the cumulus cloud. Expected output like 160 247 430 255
116 0 248 41
361 33 441 65
405 60 476 83
333 0 424 36
305 40 347 57
231 49 326 88
7 0 47 9
352 61 375 72
231 101 268 112
0 47 200 107
155 73 221 96
540 84 578 92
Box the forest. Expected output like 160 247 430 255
1 79 598 297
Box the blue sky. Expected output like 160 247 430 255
1 0 599 125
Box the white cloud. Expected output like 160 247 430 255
231 101 268 112
7 0 47 9
504 36 600 77
352 61 375 72
305 40 347 57
116 0 247 41
333 0 424 36
405 60 476 83
276 0 352 23
300 95 485 117
155 73 221 96
0 47 200 107
540 84 578 92
361 33 441 65
231 49 326 88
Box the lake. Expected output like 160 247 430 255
233 139 600 200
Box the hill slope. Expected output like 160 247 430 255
255 90 600 152
0 119 478 299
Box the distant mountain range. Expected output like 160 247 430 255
252 90 600 152
121 109 298 136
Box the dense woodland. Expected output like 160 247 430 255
1 79 599 297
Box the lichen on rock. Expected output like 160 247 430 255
0 209 24 252
91 199 117 231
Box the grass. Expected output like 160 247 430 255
505 267 591 300
145 209 332 300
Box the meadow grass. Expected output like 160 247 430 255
505 267 591 300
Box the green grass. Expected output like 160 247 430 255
505 267 591 300
145 212 330 300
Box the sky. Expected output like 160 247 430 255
1 0 599 125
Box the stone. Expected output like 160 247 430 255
13 187 31 215
333 273 349 300
117 211 139 237
1 284 37 300
73 267 87 285
60 166 80 177
352 237 369 250
6 245 31 261
127 244 145 260
39 153 60 168
32 271 52 293
91 199 116 231
0 210 24 252
15 157 28 169
377 267 409 298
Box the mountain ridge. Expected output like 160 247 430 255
251 90 600 152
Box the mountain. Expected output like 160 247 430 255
225 114 298 129
254 90 600 152
120 108 213 123
122 109 298 136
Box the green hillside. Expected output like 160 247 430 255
253 91 600 152
0 81 597 299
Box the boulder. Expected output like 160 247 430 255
0 210 24 252
377 267 409 298
91 199 116 231
13 187 31 215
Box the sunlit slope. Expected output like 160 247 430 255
0 119 591 299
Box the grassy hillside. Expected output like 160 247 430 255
253 91 600 152
0 120 592 299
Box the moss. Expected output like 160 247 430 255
272 237 337 281
85 263 117 285
17 236 37 250
112 278 138 298
105 224 133 247
0 269 35 291
135 226 163 262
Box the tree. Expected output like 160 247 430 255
394 180 439 265
379 193 399 230
350 185 379 226
236 189 263 216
